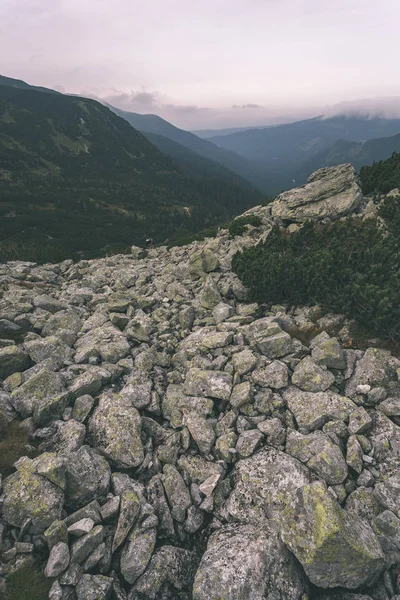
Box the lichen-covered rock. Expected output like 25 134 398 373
286 430 348 485
64 445 111 510
88 392 144 468
0 345 30 379
11 368 65 418
130 546 197 599
226 447 310 523
74 323 130 363
183 368 232 401
283 387 356 433
280 482 384 589
193 523 308 600
112 490 140 553
75 574 113 600
120 527 157 584
2 459 64 532
270 163 362 222
312 337 346 369
346 348 400 397
374 471 400 517
162 464 191 522
292 356 335 392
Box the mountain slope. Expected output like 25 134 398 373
208 115 400 193
108 105 268 190
0 85 264 260
0 74 59 95
296 133 400 183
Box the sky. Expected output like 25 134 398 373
1 0 400 130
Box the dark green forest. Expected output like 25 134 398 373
0 85 263 262
359 151 400 194
232 191 400 341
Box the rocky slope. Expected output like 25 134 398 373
1 165 400 600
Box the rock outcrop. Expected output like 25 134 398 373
0 165 399 599
271 163 363 222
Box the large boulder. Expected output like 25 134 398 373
280 482 384 589
88 393 144 468
74 323 130 363
271 163 362 222
2 459 64 533
64 445 111 510
0 345 30 379
225 447 310 523
193 523 308 600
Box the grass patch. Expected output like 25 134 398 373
0 421 33 477
2 562 53 600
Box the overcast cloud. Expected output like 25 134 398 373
1 0 400 129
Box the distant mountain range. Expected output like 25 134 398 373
108 105 268 189
2 73 400 260
0 78 263 260
207 115 400 192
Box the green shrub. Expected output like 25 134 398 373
232 206 400 341
228 215 262 238
2 562 53 600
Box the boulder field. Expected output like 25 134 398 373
1 165 400 599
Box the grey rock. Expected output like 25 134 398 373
72 394 96 422
283 387 355 433
286 430 348 485
75 323 130 364
33 294 66 313
193 523 307 600
226 447 310 523
162 464 191 522
67 518 95 537
120 527 157 584
292 356 335 392
236 429 264 458
280 481 384 589
346 348 399 396
0 345 30 379
88 393 144 468
312 337 346 369
271 163 362 222
76 574 113 600
70 525 104 564
130 546 197 599
374 471 400 517
183 368 232 400
2 460 64 532
64 446 111 510
44 541 70 577
112 490 141 553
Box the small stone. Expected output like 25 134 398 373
230 381 252 408
348 406 373 434
199 473 221 497
236 429 264 458
68 518 95 537
44 542 70 577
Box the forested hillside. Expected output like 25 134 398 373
359 151 400 193
0 85 264 261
